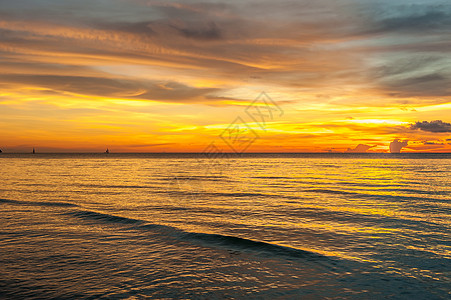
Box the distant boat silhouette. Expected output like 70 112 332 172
105 148 110 154
0 149 2 153
32 148 35 154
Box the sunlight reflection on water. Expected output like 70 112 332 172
0 153 450 298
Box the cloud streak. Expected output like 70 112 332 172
0 74 219 103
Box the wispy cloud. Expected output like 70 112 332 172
0 0 450 151
0 74 219 103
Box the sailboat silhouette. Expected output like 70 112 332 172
105 148 110 154
32 148 36 154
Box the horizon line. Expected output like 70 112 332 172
1 151 450 154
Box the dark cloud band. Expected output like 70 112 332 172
410 120 451 133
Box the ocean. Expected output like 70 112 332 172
0 153 450 299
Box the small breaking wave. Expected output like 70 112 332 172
63 210 144 225
181 231 325 260
64 208 326 261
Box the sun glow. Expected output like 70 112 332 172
0 1 450 153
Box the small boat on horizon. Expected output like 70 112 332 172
32 148 35 154
0 149 2 153
105 148 110 154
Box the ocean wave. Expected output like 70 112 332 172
0 198 78 207
63 208 326 261
63 210 144 225
180 231 325 260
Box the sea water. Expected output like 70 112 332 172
0 153 450 298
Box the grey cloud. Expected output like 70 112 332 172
410 120 451 133
95 20 222 41
370 47 451 98
137 81 218 101
357 2 451 98
103 21 155 36
381 73 451 97
369 10 451 35
0 0 158 24
374 56 445 78
423 141 444 145
173 22 222 40
371 52 451 98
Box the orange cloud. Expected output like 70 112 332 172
0 0 450 152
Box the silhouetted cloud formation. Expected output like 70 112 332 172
390 139 408 153
346 144 373 153
410 120 451 133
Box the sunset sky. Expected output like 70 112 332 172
1 0 451 152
